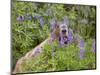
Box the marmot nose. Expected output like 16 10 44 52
62 30 66 33
64 41 68 44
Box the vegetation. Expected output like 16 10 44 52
11 1 96 73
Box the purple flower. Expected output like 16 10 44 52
39 17 45 28
92 39 96 53
80 39 84 48
80 49 85 60
79 38 85 60
16 16 24 22
68 31 73 43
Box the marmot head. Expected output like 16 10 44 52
51 16 69 45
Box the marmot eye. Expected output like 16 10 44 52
62 30 66 33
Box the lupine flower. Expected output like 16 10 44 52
39 17 45 28
80 39 84 48
92 39 96 53
80 48 85 60
16 16 24 22
79 39 85 60
34 14 45 28
68 30 73 43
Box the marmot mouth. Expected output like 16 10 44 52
63 36 68 44
59 34 68 45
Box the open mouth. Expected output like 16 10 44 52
59 32 68 45
63 36 68 44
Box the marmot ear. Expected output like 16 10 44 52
63 16 69 27
50 18 58 30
